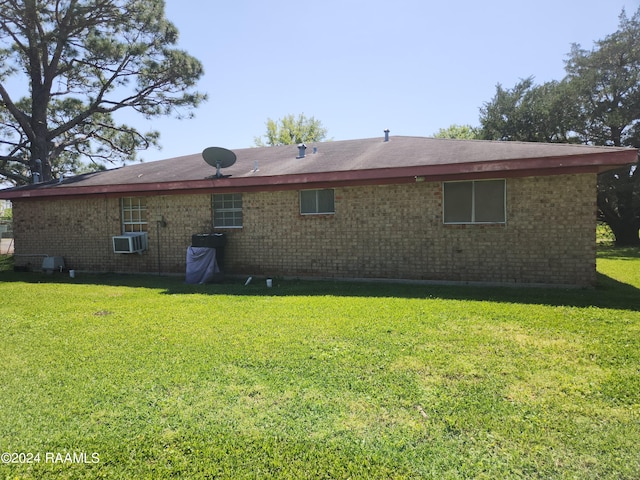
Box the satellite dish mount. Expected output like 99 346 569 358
202 147 237 178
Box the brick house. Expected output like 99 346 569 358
0 134 635 286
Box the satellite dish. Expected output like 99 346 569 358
202 147 236 178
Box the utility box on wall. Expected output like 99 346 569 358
42 256 64 273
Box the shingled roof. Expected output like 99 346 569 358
0 135 636 199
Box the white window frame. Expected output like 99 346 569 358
443 179 506 224
300 189 335 215
213 193 243 228
121 197 148 233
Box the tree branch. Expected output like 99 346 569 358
0 82 34 140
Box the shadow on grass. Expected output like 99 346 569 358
1 258 639 312
597 245 640 260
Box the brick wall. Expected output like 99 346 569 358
12 194 211 274
11 173 597 286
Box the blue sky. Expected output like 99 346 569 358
134 0 638 162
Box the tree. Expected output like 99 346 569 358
432 124 480 140
479 77 580 143
254 113 328 146
565 10 640 147
0 0 206 185
479 8 640 246
564 8 640 246
597 166 640 246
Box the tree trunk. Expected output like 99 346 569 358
30 86 53 182
597 164 640 247
610 222 640 246
29 136 52 183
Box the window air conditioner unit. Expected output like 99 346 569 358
112 232 148 254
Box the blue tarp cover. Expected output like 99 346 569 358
185 246 219 284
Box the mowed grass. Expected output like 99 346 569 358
0 251 639 479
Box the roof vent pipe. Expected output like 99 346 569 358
297 143 307 158
384 129 390 142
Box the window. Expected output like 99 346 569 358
443 179 506 224
121 197 148 232
213 193 243 228
300 189 335 214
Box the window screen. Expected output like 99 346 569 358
443 180 505 224
443 182 473 223
474 180 506 223
300 189 335 214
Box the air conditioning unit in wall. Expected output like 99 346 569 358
112 232 148 254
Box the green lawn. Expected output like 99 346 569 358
0 250 639 479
